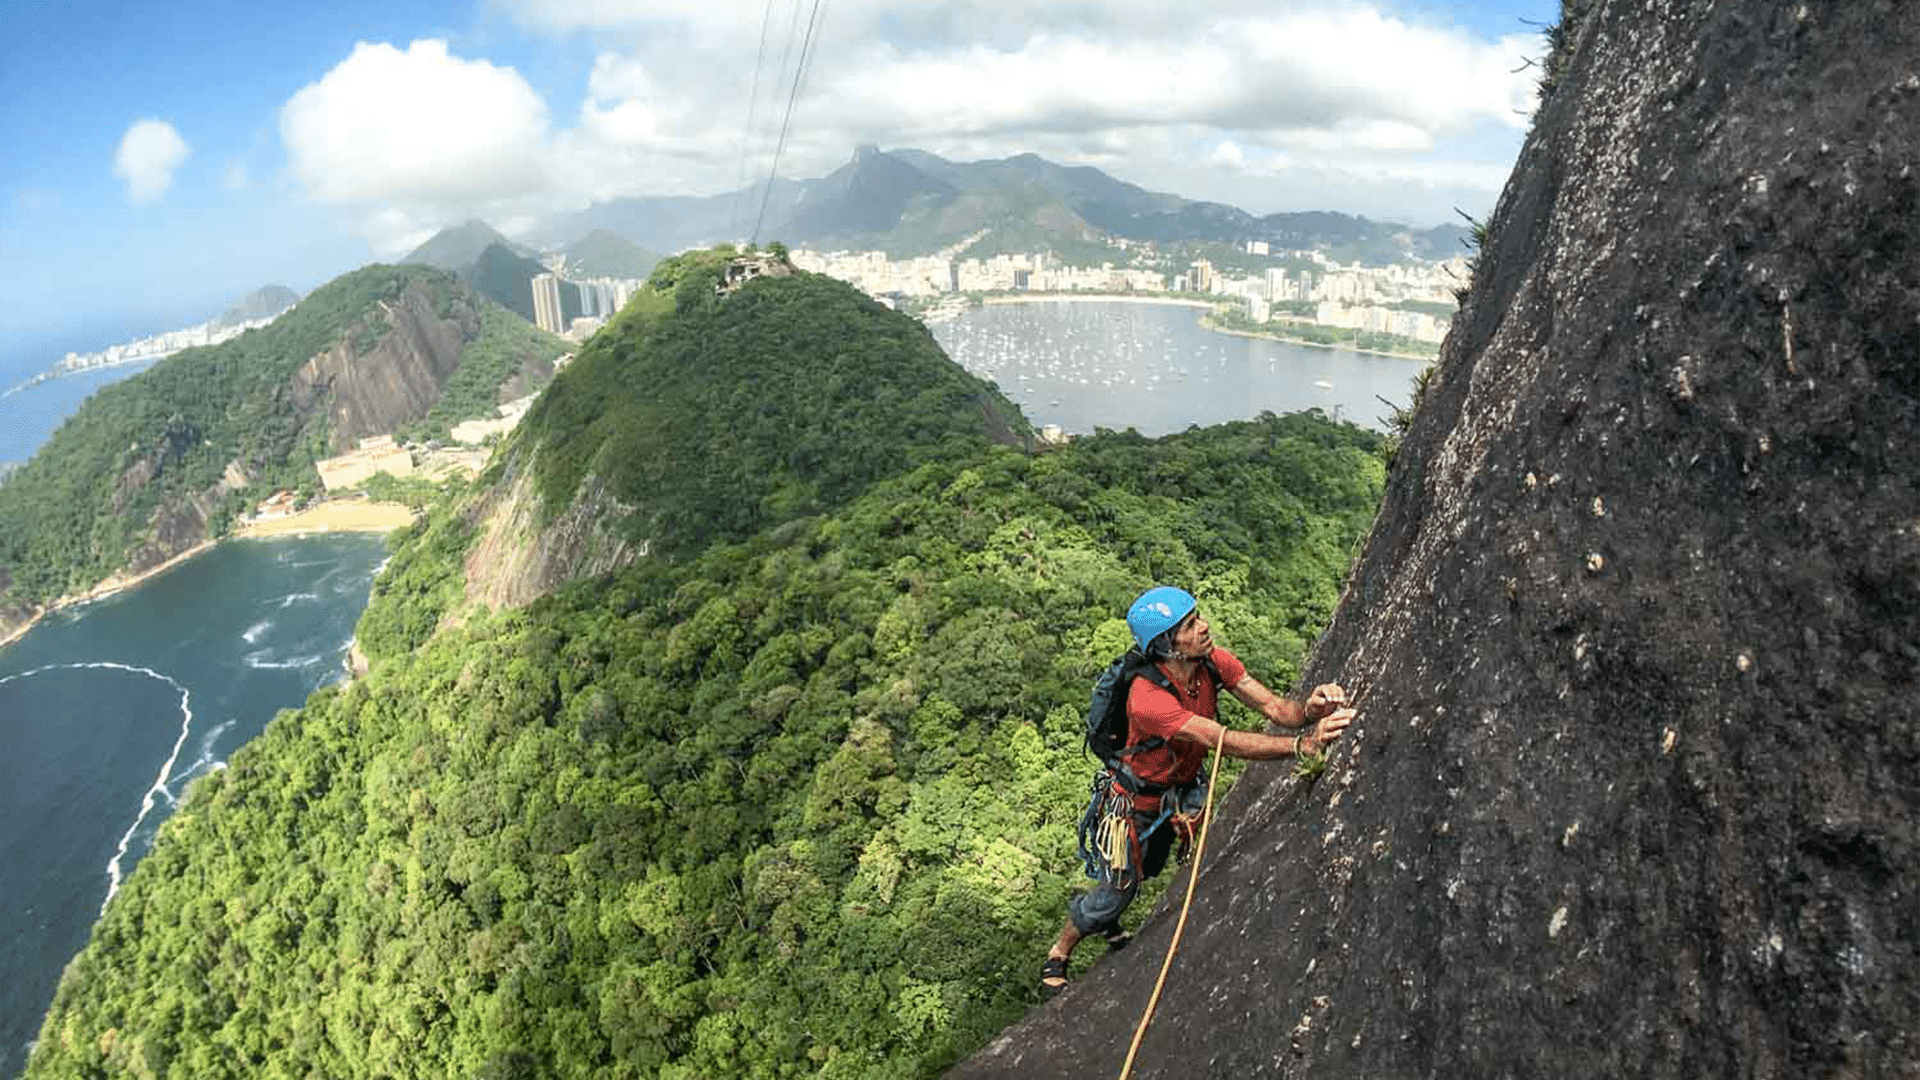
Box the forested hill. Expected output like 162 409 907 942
445 250 1032 618
0 265 565 620
25 370 1391 1073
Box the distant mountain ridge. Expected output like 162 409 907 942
559 230 660 279
543 147 1470 265
401 220 540 272
214 285 299 329
405 147 1462 331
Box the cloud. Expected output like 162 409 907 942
114 119 190 203
280 40 554 219
357 207 441 257
517 0 1543 199
280 3 1547 243
1208 140 1246 169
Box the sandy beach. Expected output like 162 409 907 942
233 500 416 537
2 500 415 650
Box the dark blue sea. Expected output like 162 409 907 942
0 322 167 470
0 534 389 1074
929 299 1422 435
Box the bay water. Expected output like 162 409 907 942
929 298 1424 435
0 534 389 1073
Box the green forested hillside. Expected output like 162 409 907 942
0 266 561 604
563 230 661 279
465 243 582 326
516 249 1028 557
27 412 1384 1080
401 305 569 445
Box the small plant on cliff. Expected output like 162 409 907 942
1378 360 1437 469
1535 0 1589 104
1451 208 1488 304
1294 747 1329 781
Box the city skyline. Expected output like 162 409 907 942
25 240 1454 391
1 0 1558 351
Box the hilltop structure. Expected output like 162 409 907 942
949 1 1918 1076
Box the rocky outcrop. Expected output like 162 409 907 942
0 567 40 647
104 283 478 579
460 451 642 613
291 281 480 452
950 2 1917 1078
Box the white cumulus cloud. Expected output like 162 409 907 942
277 2 1549 241
114 119 190 204
279 39 555 236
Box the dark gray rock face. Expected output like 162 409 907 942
291 279 480 452
948 2 1918 1078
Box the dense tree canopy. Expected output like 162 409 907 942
516 252 1028 558
27 411 1385 1080
0 266 563 603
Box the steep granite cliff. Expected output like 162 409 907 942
290 280 478 452
951 2 1917 1077
0 266 563 644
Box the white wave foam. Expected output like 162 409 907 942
0 661 197 914
244 650 324 670
168 718 237 787
275 592 320 608
242 619 272 644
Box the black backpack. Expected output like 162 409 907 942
1084 648 1222 788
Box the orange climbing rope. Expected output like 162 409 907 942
1117 734 1227 1080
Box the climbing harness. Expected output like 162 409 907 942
1076 769 1199 888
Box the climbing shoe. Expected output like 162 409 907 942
1040 955 1069 995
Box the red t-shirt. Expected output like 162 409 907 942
1124 646 1247 788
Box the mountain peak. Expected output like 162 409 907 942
403 220 532 272
213 284 299 329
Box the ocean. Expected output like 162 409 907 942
0 320 167 470
0 534 390 1074
929 299 1423 435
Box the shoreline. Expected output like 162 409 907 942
960 293 1439 360
0 500 414 652
1201 316 1437 362
980 292 1216 310
0 539 217 651
231 499 416 539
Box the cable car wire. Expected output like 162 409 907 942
751 0 826 245
727 0 781 242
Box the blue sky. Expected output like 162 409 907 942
0 0 1558 354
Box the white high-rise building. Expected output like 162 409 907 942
531 274 565 334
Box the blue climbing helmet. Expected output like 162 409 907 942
1126 586 1196 655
